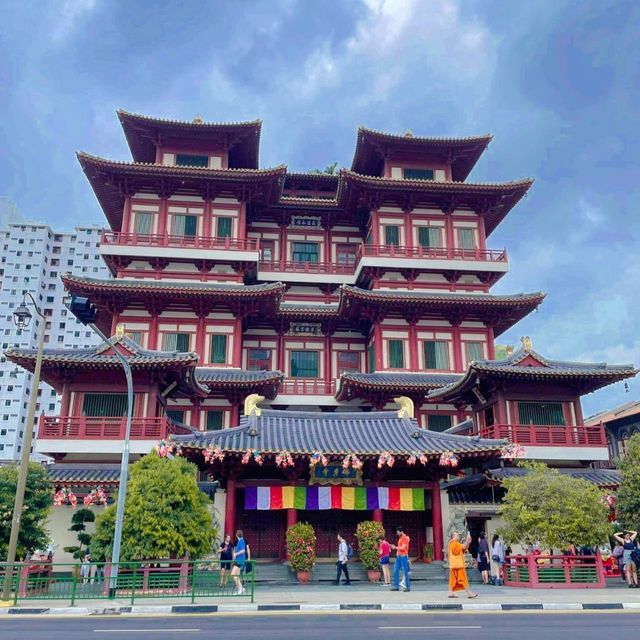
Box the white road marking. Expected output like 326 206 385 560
94 630 201 634
379 626 482 630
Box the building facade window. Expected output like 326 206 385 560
427 414 453 432
82 393 128 417
517 402 565 426
418 227 442 248
134 212 153 235
247 348 271 371
171 214 197 237
210 335 228 364
216 217 233 238
384 225 400 246
465 341 485 363
337 351 360 374
403 168 434 181
175 154 208 167
162 333 191 352
423 340 449 370
458 228 476 250
292 241 319 263
206 410 224 431
166 409 185 423
388 340 404 368
290 350 319 377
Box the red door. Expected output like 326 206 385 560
236 508 285 559
298 510 370 558
382 511 426 557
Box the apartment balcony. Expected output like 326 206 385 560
477 423 609 461
354 244 509 280
100 232 260 263
258 260 357 284
36 415 191 459
275 378 338 405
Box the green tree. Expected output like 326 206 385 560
63 508 95 560
498 462 611 550
617 433 640 529
310 162 339 175
90 452 216 562
0 463 51 560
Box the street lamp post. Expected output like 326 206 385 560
67 296 133 597
1 293 47 602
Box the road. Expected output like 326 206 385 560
1 613 639 639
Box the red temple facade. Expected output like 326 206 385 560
6 111 636 562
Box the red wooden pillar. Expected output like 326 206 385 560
121 196 132 234
371 211 380 245
495 389 508 424
403 208 413 249
276 331 284 372
195 315 206 359
573 399 584 425
202 200 212 240
408 322 418 371
158 198 168 237
149 314 160 350
373 322 383 372
60 383 70 417
372 509 383 523
445 213 454 258
224 479 237 538
230 403 240 427
451 323 463 372
431 481 444 561
279 224 286 270
233 317 243 367
324 333 332 387
237 202 247 240
190 401 202 431
487 325 495 360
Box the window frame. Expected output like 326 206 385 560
387 339 405 369
290 350 319 378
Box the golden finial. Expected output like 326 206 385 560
115 323 125 339
193 114 204 124
394 396 414 419
244 393 265 417
403 129 414 138
520 336 533 351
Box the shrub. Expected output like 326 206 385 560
286 522 316 572
356 520 385 570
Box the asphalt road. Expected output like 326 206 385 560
1 613 639 640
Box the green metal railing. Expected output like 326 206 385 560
0 560 255 605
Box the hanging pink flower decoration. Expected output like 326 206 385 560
500 443 526 460
342 453 363 470
377 451 395 469
407 455 417 466
241 449 263 465
203 446 225 464
83 485 109 506
309 452 329 468
155 439 175 458
68 491 77 507
53 489 66 507
418 453 429 465
275 451 294 468
603 494 616 509
438 451 459 468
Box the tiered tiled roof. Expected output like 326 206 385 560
428 346 638 401
173 408 503 460
351 127 492 181
336 372 461 402
48 465 121 487
117 109 262 167
77 152 285 230
195 368 283 399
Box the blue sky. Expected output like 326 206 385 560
0 0 638 414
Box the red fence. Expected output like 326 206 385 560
102 232 259 252
39 416 190 439
504 555 605 589
258 260 356 275
357 244 507 263
478 423 607 447
280 379 336 395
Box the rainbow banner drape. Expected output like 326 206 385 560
244 486 425 511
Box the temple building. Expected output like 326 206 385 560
5 111 636 562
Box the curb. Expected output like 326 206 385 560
1 602 639 616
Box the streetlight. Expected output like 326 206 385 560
66 295 133 597
2 293 47 602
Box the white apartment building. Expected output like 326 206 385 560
0 223 109 460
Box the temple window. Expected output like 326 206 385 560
210 335 228 364
206 410 224 431
134 212 153 235
290 350 319 377
82 393 127 417
292 241 319 264
127 331 143 346
167 409 185 423
464 341 485 364
337 351 360 374
517 401 565 426
216 217 233 238
336 244 357 265
261 240 275 261
418 227 442 248
368 345 376 373
388 339 405 368
162 332 191 352
384 225 400 246
427 414 453 432
457 228 477 250
171 214 198 237
247 348 271 371
423 340 450 370
403 168 434 181
175 153 209 168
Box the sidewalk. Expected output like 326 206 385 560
2 582 640 616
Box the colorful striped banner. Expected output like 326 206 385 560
244 486 426 511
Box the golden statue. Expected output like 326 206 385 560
394 396 414 419
115 323 125 339
520 336 533 351
244 393 265 417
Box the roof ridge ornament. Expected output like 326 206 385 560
193 114 204 124
520 336 533 351
244 393 265 417
115 323 125 339
394 396 414 419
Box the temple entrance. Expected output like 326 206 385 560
298 510 368 557
236 509 285 559
383 511 427 557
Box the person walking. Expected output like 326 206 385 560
379 536 391 585
390 526 411 592
230 530 248 595
218 534 234 587
614 530 638 588
477 532 490 585
491 534 505 586
447 531 477 599
80 550 92 585
334 533 351 585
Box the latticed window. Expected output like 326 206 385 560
127 331 143 346
458 228 476 250
427 414 453 432
82 393 127 417
424 340 449 370
517 402 565 426
216 217 232 238
247 348 271 371
384 225 400 246
210 335 228 364
206 410 224 431
134 212 153 235
465 341 484 363
403 168 434 180
166 410 185 423
171 214 197 237
418 227 442 248
337 351 360 374
388 340 404 368
175 154 208 167
292 242 319 263
162 333 190 352
290 350 319 377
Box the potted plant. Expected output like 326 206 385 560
423 542 434 564
356 520 385 582
286 522 316 583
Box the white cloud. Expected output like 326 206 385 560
50 0 97 44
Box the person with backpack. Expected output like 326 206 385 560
334 533 351 585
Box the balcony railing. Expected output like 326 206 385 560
258 260 357 275
280 379 336 395
477 423 607 447
101 232 260 252
38 415 191 440
356 244 507 263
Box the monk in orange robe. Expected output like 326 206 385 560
448 531 478 598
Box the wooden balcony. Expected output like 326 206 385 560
477 423 607 447
101 232 260 252
38 415 191 440
356 244 508 263
280 379 336 396
258 260 357 276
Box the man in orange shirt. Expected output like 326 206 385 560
390 526 411 592
447 531 477 598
